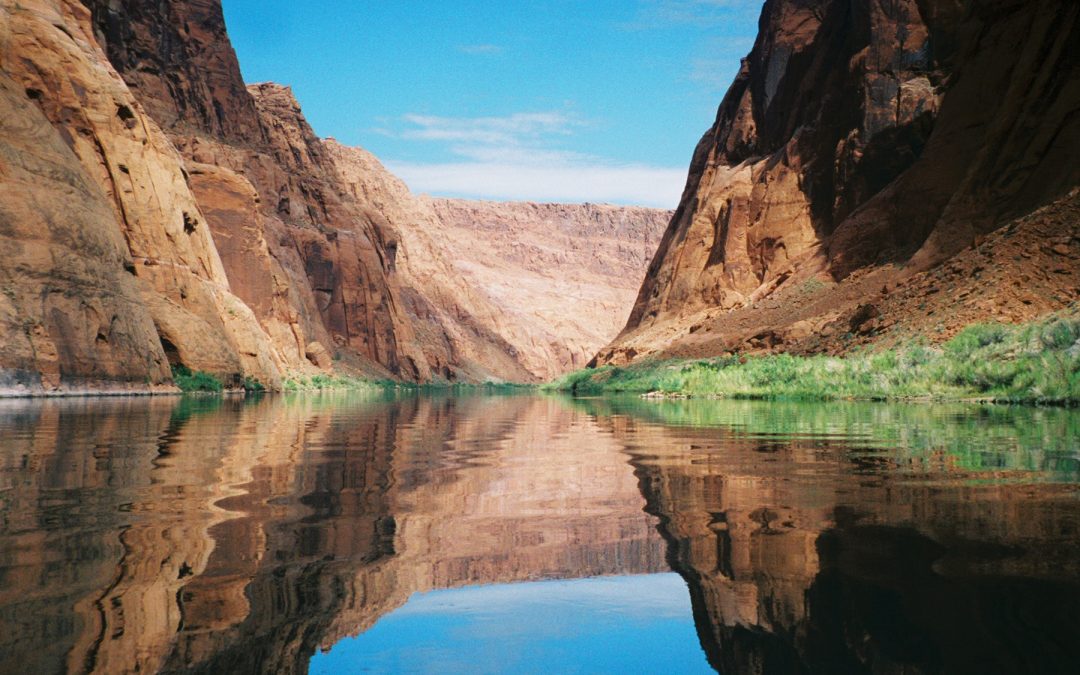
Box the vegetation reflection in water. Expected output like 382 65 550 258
0 393 1078 674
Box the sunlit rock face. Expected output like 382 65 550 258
0 0 283 394
598 0 1080 365
0 396 667 674
420 199 670 379
586 399 1080 674
82 0 429 381
317 143 672 383
0 0 670 389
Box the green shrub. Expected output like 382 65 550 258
282 373 389 391
242 376 265 393
944 323 1009 358
1037 318 1080 350
172 365 223 393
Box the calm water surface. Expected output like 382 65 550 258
1 393 1078 674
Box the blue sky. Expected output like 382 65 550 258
221 1 762 207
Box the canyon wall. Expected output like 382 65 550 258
597 0 1080 365
421 199 668 379
326 140 669 381
85 0 431 382
0 0 285 394
0 0 667 393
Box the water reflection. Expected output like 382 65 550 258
0 394 667 675
578 398 1080 675
0 394 1078 674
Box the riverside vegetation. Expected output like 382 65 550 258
176 314 1080 404
172 366 535 395
548 313 1080 405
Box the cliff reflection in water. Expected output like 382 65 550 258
0 394 1079 674
579 398 1080 675
0 394 667 675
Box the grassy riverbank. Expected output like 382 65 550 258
173 367 535 395
547 314 1080 405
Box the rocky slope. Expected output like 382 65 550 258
596 0 1080 366
325 139 669 381
0 0 667 393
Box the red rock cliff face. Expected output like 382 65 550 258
0 0 284 394
319 141 671 382
423 199 670 379
82 0 430 381
77 0 671 384
324 139 670 382
598 0 1080 365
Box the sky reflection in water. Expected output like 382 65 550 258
313 574 713 674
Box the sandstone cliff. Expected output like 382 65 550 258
325 136 669 381
1 0 285 395
422 198 669 379
0 0 668 392
84 0 670 385
85 0 430 381
597 0 1080 365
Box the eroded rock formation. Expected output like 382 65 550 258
325 139 669 381
0 0 668 392
597 0 1080 365
85 0 430 381
0 0 283 394
421 199 668 379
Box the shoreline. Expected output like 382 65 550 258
0 380 537 401
547 314 1080 407
629 390 1079 408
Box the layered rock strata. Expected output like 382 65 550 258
325 137 669 380
421 198 668 379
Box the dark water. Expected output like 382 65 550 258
1 393 1079 675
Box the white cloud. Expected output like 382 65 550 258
387 160 685 208
382 110 685 207
399 112 581 147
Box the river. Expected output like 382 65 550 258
1 393 1078 674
